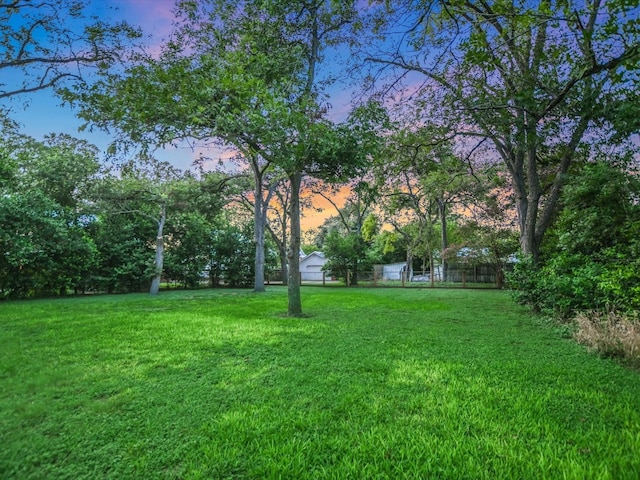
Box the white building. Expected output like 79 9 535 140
381 262 411 281
299 251 328 281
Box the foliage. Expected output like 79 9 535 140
209 220 265 288
13 134 101 209
87 211 156 294
313 180 380 285
322 231 371 285
89 161 230 295
0 191 97 298
372 125 475 280
369 230 407 265
163 212 213 288
508 160 640 316
0 134 101 299
0 131 229 298
456 220 520 288
2 288 640 478
363 0 640 259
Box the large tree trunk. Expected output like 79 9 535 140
149 204 166 296
287 171 303 316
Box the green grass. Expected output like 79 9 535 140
1 288 640 479
352 280 498 288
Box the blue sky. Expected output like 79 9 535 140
1 0 200 168
1 0 357 172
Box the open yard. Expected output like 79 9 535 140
1 287 639 479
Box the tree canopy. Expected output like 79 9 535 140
363 0 640 260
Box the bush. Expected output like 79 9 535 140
508 161 640 317
507 256 544 311
209 223 256 288
574 311 640 363
596 250 640 312
507 254 603 318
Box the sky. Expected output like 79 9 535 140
1 0 356 173
1 0 357 230
3 1 183 163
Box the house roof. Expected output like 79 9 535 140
301 251 325 260
382 262 407 268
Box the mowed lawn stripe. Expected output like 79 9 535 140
1 287 639 479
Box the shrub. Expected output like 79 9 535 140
574 311 640 363
507 254 604 319
508 161 640 317
596 249 640 312
507 255 545 312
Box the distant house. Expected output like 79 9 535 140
299 251 328 281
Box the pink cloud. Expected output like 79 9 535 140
108 0 176 38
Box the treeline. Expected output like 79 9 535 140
1 0 639 325
0 131 272 299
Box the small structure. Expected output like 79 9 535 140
299 251 328 281
381 262 412 281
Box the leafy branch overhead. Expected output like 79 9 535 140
0 0 141 101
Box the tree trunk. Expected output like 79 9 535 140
437 199 448 282
351 245 359 286
287 171 303 316
266 216 289 285
253 174 266 293
405 249 413 284
279 247 288 285
254 214 266 292
149 204 166 296
430 250 435 287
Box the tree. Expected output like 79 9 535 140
374 126 472 281
66 0 380 315
457 167 520 288
0 190 98 298
510 157 640 315
321 231 364 284
236 169 294 288
189 0 380 314
363 0 640 261
265 179 292 285
14 133 100 210
91 160 229 295
313 179 379 285
63 0 307 296
0 134 100 298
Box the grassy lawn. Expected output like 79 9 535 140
1 288 639 479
